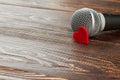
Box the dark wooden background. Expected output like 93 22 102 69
0 0 119 80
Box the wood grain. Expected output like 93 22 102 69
0 0 119 80
0 0 119 13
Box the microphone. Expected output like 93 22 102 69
71 8 120 37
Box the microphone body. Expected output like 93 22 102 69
103 14 120 31
71 8 120 37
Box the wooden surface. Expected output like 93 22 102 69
0 0 119 80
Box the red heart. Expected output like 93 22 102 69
73 26 89 44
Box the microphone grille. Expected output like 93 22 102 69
71 8 101 36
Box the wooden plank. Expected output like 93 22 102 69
0 0 119 13
0 66 67 80
0 0 119 80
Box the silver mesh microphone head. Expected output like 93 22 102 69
71 8 105 37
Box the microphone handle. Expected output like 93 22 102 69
103 13 120 31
